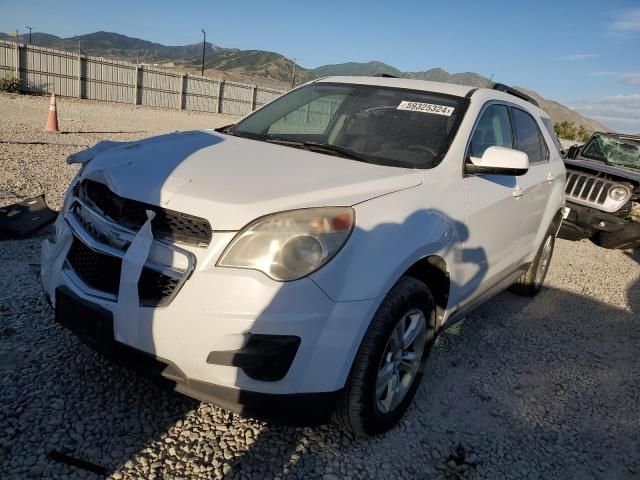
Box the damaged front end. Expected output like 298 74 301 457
41 139 203 346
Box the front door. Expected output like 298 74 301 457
457 103 524 305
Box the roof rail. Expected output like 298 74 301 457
374 73 399 78
491 83 539 107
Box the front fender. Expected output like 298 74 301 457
310 195 463 303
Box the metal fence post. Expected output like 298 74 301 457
217 80 225 114
14 42 20 82
251 85 258 111
178 74 185 110
77 53 82 99
133 65 140 105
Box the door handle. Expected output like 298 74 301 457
546 173 555 183
512 186 523 198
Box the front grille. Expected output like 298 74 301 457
78 180 212 247
66 237 180 307
565 170 613 206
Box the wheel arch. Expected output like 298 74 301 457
552 207 565 234
403 255 450 330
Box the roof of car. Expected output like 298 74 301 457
314 76 549 118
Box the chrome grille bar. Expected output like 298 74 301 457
564 169 629 213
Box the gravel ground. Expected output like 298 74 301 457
0 92 235 209
1 94 639 480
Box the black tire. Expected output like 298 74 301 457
510 224 556 297
334 276 436 436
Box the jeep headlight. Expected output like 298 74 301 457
217 207 355 281
608 185 630 203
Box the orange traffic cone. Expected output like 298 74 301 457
45 93 59 133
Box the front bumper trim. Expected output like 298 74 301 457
55 286 339 425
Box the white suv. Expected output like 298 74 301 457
41 76 566 435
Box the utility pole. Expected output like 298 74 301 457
25 25 32 44
201 29 206 76
290 57 297 89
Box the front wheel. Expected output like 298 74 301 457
334 277 436 436
510 224 556 297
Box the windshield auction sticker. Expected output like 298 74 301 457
397 101 455 116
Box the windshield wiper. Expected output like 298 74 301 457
215 126 269 141
302 141 376 164
221 133 384 165
261 138 375 164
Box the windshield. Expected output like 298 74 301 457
229 82 468 169
581 135 640 170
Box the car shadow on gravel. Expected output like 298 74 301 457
411 277 640 479
220 209 490 479
624 246 640 264
2 237 638 478
221 239 639 479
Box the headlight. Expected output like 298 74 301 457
217 207 355 281
608 185 630 203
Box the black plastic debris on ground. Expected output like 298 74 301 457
48 450 108 476
0 195 58 239
436 443 481 478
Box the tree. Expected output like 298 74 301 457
576 125 590 142
553 121 583 141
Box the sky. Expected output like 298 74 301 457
1 0 639 132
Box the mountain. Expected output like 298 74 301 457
313 61 402 77
515 87 607 132
311 63 490 87
0 31 607 131
313 62 606 131
0 31 315 88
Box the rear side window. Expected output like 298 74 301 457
469 104 513 158
511 108 548 164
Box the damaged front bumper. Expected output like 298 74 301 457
54 286 339 423
41 200 377 415
559 200 640 248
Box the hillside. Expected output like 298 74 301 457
0 31 315 88
311 63 490 87
313 62 607 131
0 31 607 131
515 87 608 132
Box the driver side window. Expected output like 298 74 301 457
469 104 513 158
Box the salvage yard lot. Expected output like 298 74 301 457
0 93 639 479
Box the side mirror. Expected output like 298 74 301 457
466 146 529 176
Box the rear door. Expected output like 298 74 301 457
510 107 551 255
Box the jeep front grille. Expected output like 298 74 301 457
78 180 212 247
564 170 629 213
66 236 180 307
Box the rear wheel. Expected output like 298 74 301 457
510 225 556 297
335 276 436 436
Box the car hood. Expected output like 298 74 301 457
78 130 423 230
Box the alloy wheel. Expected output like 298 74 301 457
375 308 427 414
535 235 553 286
